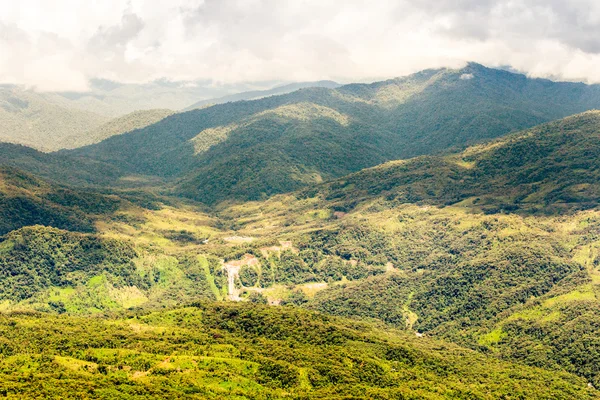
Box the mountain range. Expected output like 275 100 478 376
2 63 600 397
62 62 600 204
0 80 338 152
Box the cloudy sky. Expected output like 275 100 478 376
2 0 600 91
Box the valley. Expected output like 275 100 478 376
2 64 600 398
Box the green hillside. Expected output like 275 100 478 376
306 110 600 215
202 111 600 386
5 74 600 397
0 87 108 151
0 166 123 235
184 80 340 110
64 109 175 148
0 303 596 399
68 63 600 204
0 142 162 188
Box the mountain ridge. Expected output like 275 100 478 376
65 62 600 205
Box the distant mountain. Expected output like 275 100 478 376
0 87 108 151
63 109 175 148
43 78 308 117
68 63 600 204
183 80 341 110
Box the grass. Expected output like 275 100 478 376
543 286 596 307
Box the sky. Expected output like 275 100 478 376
2 0 600 91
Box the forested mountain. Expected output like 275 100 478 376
0 143 125 187
5 65 600 397
64 109 175 148
68 63 600 204
183 80 340 110
0 87 108 151
306 110 600 214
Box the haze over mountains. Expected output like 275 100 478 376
3 62 600 397
183 80 341 110
0 79 337 151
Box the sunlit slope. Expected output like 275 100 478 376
0 304 596 399
69 63 600 203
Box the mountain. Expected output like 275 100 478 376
43 79 323 118
68 63 600 204
304 110 600 215
0 164 167 236
4 110 600 392
0 143 125 187
0 166 122 235
183 80 341 110
0 303 596 399
62 109 175 148
0 87 108 151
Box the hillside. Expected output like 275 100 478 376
0 87 108 151
68 63 600 204
202 111 600 386
305 110 600 215
65 109 175 148
3 111 600 392
183 80 341 110
0 142 171 189
0 303 596 399
0 167 122 235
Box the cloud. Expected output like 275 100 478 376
2 0 600 91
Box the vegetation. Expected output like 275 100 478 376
5 68 600 397
0 87 108 151
0 303 595 399
68 63 600 203
63 109 175 148
0 166 122 234
184 80 340 110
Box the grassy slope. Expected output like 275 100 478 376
0 303 596 399
67 63 600 204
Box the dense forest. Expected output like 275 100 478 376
63 63 600 204
0 303 596 399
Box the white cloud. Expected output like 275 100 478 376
2 0 600 91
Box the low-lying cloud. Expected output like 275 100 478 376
2 0 600 91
